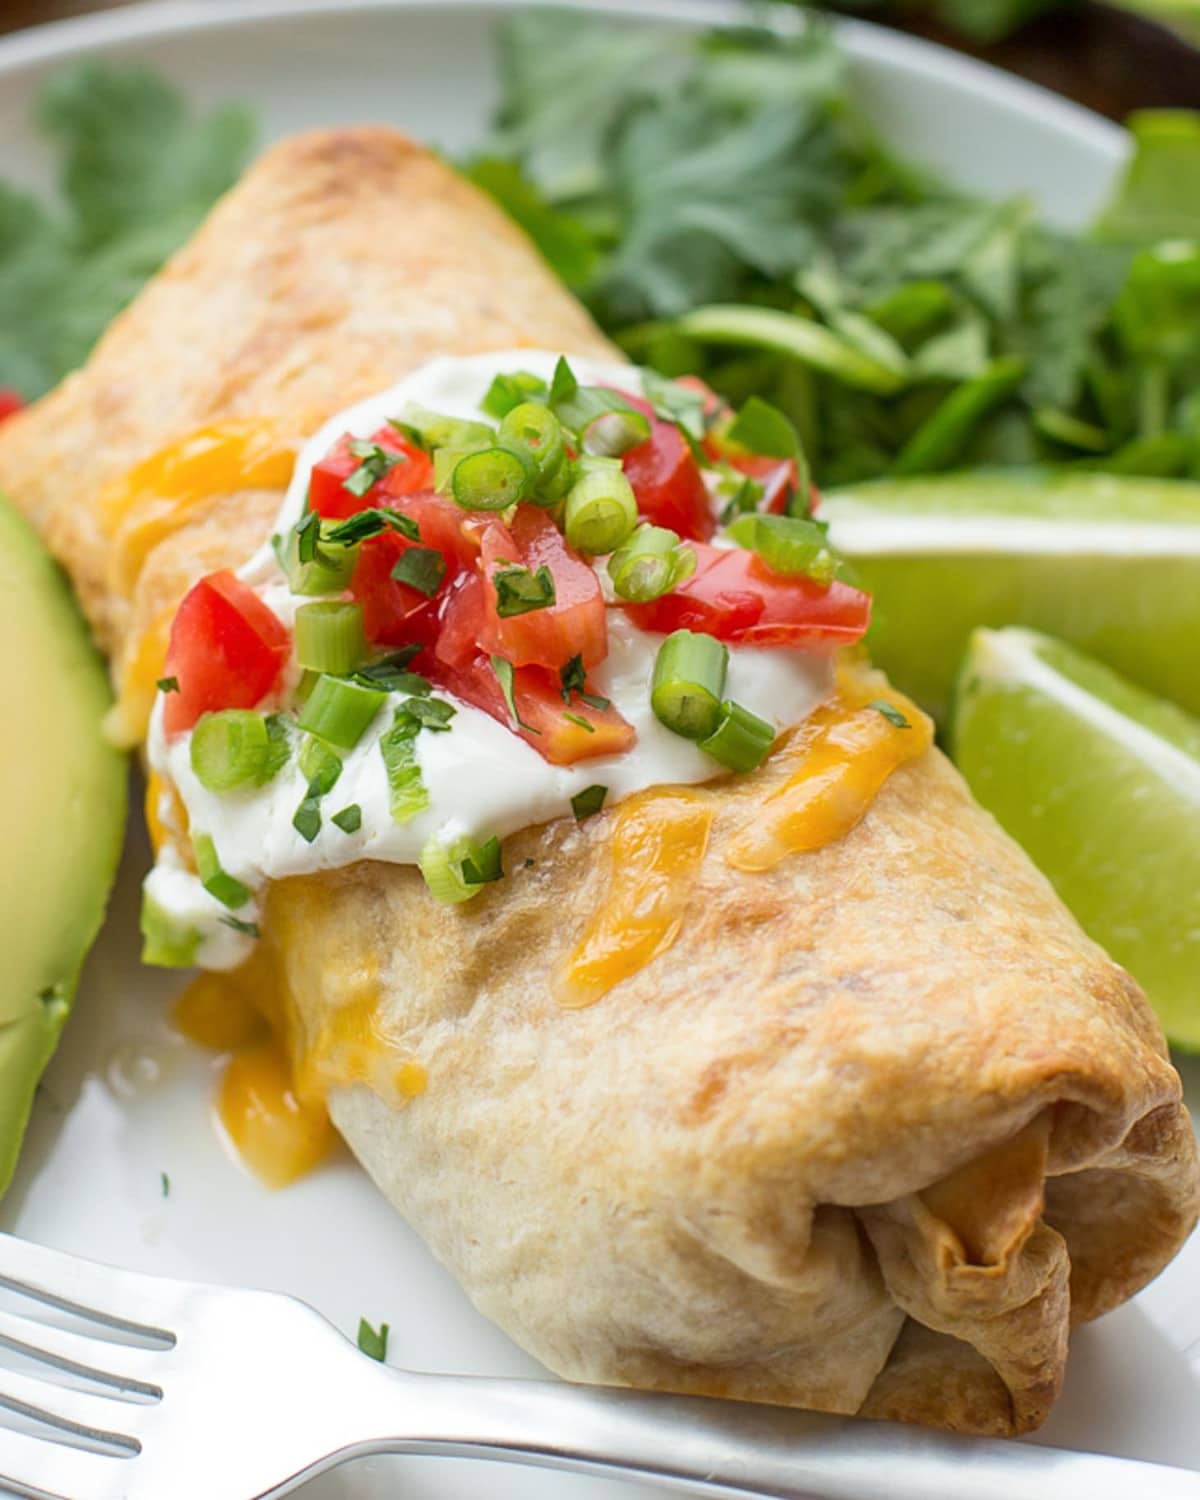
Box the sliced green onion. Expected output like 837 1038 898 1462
295 600 367 675
461 835 503 886
297 675 386 750
651 629 728 741
283 528 358 596
190 710 270 792
563 460 637 555
499 402 566 487
698 700 775 772
493 563 556 617
294 669 320 709
393 405 494 453
571 784 608 821
451 446 533 511
608 523 697 603
482 370 549 419
332 803 363 834
299 734 343 797
580 407 651 457
140 892 200 968
380 709 428 823
192 833 252 910
433 443 488 492
419 833 500 903
726 513 838 584
391 545 446 597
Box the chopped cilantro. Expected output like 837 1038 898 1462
325 507 420 546
493 563 556 617
563 711 595 733
870 699 912 729
357 1319 389 1363
344 441 405 498
156 675 180 694
391 545 446 597
571 785 608 821
219 914 261 938
490 655 539 735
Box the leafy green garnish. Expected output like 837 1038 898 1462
474 13 1200 486
571 784 608 821
870 700 912 730
357 1319 389 1363
390 545 446 598
0 64 253 399
493 563 556 617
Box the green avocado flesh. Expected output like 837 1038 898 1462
0 497 126 1197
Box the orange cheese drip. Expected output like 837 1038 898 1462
173 949 423 1189
100 422 296 601
559 790 714 1010
724 687 932 873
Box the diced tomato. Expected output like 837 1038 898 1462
622 420 714 542
475 506 607 670
162 571 291 735
350 492 483 648
623 544 871 650
733 454 801 516
434 653 635 766
308 426 432 519
0 388 25 423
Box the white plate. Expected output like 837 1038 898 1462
1 3 1197 1496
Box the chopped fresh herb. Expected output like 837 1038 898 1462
160 1171 170 1199
871 699 912 729
261 714 292 783
219 914 261 938
391 545 446 597
332 803 362 834
344 441 405 498
295 508 321 564
461 834 504 885
400 695 456 731
493 563 556 617
324 507 420 546
490 654 539 734
192 833 252 910
292 795 322 844
571 784 608 821
559 653 610 711
156 675 180 694
357 1319 389 1363
380 709 428 823
352 646 429 696
641 368 706 441
563 711 595 733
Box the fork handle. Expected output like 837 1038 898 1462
353 1371 1200 1500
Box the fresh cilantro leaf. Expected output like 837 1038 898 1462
357 1319 389 1363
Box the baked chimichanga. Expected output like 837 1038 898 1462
0 127 1195 1440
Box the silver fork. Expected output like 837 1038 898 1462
0 1234 1197 1500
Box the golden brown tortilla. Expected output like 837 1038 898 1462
1 127 1195 1437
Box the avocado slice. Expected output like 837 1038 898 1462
0 496 126 1196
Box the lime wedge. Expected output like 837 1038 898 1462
952 626 1200 1050
822 469 1200 722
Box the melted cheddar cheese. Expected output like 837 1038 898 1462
100 423 296 601
559 791 714 1009
725 685 932 873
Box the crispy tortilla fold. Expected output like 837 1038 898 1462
1 128 1195 1437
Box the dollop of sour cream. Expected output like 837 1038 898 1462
145 352 833 969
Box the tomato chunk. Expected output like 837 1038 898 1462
476 506 607 670
308 426 432 520
434 653 635 766
163 570 290 735
351 493 483 648
0 388 25 424
623 544 871 650
622 420 714 542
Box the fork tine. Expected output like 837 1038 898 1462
0 1366 142 1452
0 1426 125 1500
0 1309 163 1398
0 1237 176 1342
